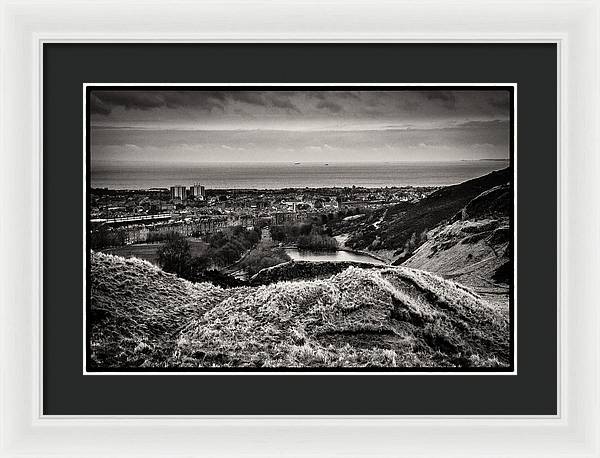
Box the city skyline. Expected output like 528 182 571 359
90 89 512 165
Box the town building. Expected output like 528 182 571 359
261 227 272 242
189 183 206 200
170 185 187 201
274 212 297 225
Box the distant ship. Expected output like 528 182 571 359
324 163 329 166
294 162 301 165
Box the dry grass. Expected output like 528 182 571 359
90 252 226 368
90 252 510 369
403 217 511 306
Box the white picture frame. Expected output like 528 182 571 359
0 1 598 456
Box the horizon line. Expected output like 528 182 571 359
91 158 510 165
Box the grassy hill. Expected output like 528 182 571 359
89 252 227 367
402 183 511 304
344 167 511 260
90 252 510 369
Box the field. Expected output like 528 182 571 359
102 238 210 266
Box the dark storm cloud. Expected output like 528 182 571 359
311 91 359 101
316 99 344 113
339 91 361 100
90 91 227 115
424 91 457 109
227 92 301 112
89 89 511 163
227 91 264 106
90 90 303 116
487 92 510 110
90 89 511 122
268 94 300 112
90 94 111 115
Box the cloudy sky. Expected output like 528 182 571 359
90 89 511 164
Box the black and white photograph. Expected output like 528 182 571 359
87 86 514 371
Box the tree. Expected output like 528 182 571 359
157 233 191 275
404 232 418 256
89 225 126 249
297 231 338 252
184 255 213 279
240 242 291 276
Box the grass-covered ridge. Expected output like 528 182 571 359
90 252 510 369
342 167 511 258
89 253 227 367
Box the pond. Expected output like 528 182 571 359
283 248 387 265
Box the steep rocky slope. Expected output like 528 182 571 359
343 167 511 262
402 184 511 305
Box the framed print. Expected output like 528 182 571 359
48 45 541 417
1 1 599 457
85 83 515 375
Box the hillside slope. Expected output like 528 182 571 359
403 183 511 303
343 167 511 261
90 252 510 369
89 253 227 367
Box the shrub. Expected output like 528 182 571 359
89 226 126 249
206 226 261 267
240 242 291 276
157 233 191 275
297 233 338 252
270 222 313 243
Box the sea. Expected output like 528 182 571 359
90 160 510 190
